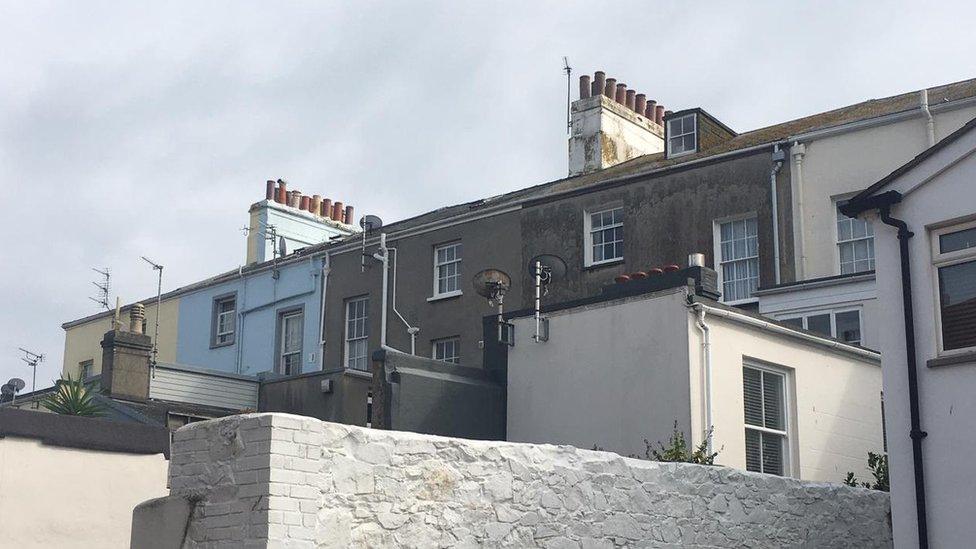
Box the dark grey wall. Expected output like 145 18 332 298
258 370 371 426
519 149 793 305
323 211 525 371
378 349 505 440
0 407 171 457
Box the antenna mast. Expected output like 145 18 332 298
90 267 111 310
18 347 43 407
563 56 572 135
141 256 164 377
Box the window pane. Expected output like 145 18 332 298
835 311 861 344
745 429 762 473
761 432 784 476
283 315 302 352
939 260 976 350
743 368 763 427
780 317 804 329
762 371 784 430
940 227 976 254
807 314 831 337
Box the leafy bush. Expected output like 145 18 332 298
593 421 720 465
843 452 889 491
41 375 105 417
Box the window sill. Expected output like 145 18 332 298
927 351 976 369
583 258 624 271
209 340 235 350
427 291 462 302
344 368 373 380
721 297 759 307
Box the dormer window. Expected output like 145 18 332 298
667 113 697 157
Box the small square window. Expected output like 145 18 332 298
667 114 697 157
585 207 624 266
432 337 460 364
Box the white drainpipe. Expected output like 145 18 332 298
693 303 713 454
387 245 419 354
318 252 331 370
770 145 784 285
373 233 390 348
920 89 936 147
791 142 807 279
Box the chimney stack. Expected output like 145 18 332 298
128 303 145 334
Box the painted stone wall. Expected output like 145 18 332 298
165 413 891 548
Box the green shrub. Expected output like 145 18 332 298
843 452 889 491
41 374 105 417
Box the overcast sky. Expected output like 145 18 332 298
1 1 974 389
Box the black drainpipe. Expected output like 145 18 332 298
842 190 928 548
878 203 929 549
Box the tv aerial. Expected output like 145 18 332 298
359 215 383 272
473 268 513 346
90 267 111 310
529 254 567 342
141 256 163 377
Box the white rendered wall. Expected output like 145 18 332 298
866 130 976 548
793 102 976 281
246 200 356 264
687 311 885 483
160 413 892 548
0 437 168 548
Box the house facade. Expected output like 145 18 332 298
843 117 976 549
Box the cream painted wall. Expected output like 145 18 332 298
61 297 180 379
795 103 976 280
687 311 884 483
0 437 169 548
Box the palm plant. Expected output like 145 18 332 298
41 374 105 416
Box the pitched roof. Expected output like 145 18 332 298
62 77 976 328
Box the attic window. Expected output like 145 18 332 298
667 114 697 157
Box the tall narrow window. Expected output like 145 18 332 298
433 242 462 297
278 310 303 376
933 222 976 352
837 206 875 274
718 217 759 302
586 207 624 266
78 360 93 380
212 294 236 347
666 113 697 157
743 365 788 476
432 337 460 364
345 297 369 371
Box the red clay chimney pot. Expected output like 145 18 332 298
579 75 591 99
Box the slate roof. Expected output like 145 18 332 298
63 77 976 328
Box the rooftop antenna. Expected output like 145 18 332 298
472 269 513 346
529 254 567 343
359 215 383 272
18 348 43 407
141 256 163 377
90 267 111 310
563 56 572 135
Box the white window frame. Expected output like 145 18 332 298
584 205 624 267
345 296 370 371
278 309 303 376
78 359 93 380
931 218 976 356
835 203 875 275
212 293 236 347
431 241 463 300
742 362 794 477
713 214 760 305
666 113 697 157
778 307 863 345
432 337 460 364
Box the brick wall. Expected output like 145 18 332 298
164 413 891 548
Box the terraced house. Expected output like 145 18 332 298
57 73 976 447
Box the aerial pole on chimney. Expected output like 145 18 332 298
563 57 572 135
141 256 164 377
18 347 43 407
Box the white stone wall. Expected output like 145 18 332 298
167 413 891 548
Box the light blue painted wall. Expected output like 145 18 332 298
176 256 325 375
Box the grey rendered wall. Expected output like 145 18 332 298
507 288 692 458
323 210 525 371
258 369 372 426
379 349 505 440
520 150 792 306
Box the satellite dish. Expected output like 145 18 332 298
529 254 568 284
359 215 383 232
278 236 288 257
472 269 512 300
9 378 25 392
0 384 13 397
